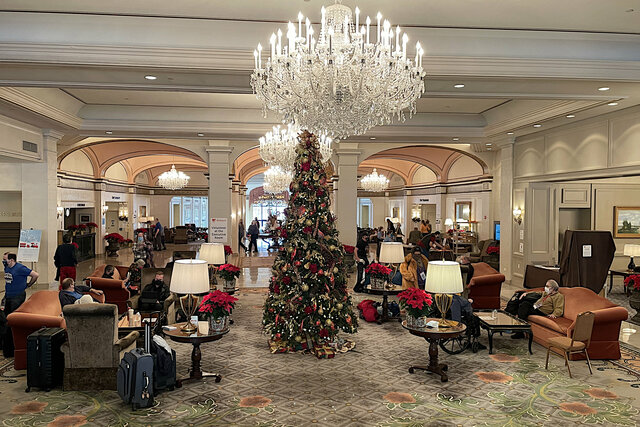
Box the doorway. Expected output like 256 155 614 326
358 198 373 228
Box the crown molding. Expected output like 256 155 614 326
0 87 82 128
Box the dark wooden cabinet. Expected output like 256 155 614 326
74 233 95 262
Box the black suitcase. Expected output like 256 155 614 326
117 323 154 411
25 327 66 392
144 321 176 393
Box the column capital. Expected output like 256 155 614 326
42 129 65 141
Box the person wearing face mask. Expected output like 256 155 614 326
511 279 564 339
3 252 39 356
399 247 429 289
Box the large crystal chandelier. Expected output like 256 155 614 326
360 168 389 192
251 2 426 139
263 165 293 194
259 124 333 171
158 165 190 190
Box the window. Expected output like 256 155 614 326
169 196 208 228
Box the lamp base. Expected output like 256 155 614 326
179 294 200 333
181 320 198 333
628 257 636 272
434 293 456 328
437 318 459 328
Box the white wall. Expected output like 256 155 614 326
60 150 94 176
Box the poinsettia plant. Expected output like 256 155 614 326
77 223 87 230
486 246 500 255
71 242 79 249
218 263 241 281
67 224 79 231
365 263 392 280
198 290 238 319
134 228 148 234
343 245 355 254
85 222 98 229
224 245 233 255
624 274 640 291
398 288 433 318
104 233 125 244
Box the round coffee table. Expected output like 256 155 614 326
366 285 403 324
164 322 229 387
402 319 466 382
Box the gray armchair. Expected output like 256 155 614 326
469 239 494 263
61 303 139 390
128 267 177 324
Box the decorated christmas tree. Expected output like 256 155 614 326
263 131 358 352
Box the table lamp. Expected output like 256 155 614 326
425 260 463 328
379 242 406 285
624 244 640 272
170 259 210 333
444 218 454 229
198 243 226 288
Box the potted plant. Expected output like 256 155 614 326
365 263 392 290
85 222 98 233
66 224 79 236
218 263 241 291
104 233 125 257
343 245 356 273
77 223 87 234
624 274 640 323
198 290 238 332
224 245 233 262
398 288 433 328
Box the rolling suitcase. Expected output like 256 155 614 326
144 320 176 394
117 322 154 410
25 327 66 392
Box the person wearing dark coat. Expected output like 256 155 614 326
54 234 78 283
59 278 103 308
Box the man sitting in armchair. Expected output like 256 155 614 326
59 278 104 308
138 271 171 313
511 279 564 339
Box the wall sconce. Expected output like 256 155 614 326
513 207 523 225
56 206 64 219
101 205 109 215
65 208 70 217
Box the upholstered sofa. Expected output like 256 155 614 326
61 303 138 390
522 287 628 360
467 262 505 309
88 264 131 313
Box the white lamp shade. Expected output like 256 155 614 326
625 244 640 257
198 243 226 265
425 260 463 294
379 242 406 264
170 259 210 294
444 218 454 226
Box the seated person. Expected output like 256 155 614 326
459 256 474 285
512 279 564 339
138 271 171 312
59 278 104 308
407 226 422 245
383 232 396 243
399 246 429 289
125 260 144 295
102 264 115 279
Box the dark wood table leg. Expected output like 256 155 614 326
527 330 533 354
609 271 613 294
487 330 494 354
176 342 221 388
381 293 389 322
408 338 449 382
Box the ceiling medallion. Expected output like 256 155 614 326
360 168 389 192
251 2 426 139
263 165 293 194
158 164 190 190
259 124 333 171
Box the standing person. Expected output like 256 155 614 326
375 226 385 261
153 218 163 251
399 247 429 290
160 222 166 250
238 219 248 254
247 220 259 254
3 252 39 356
408 226 422 245
425 219 432 234
54 234 78 283
386 218 396 235
420 220 428 235
354 233 370 293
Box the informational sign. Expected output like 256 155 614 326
582 244 592 258
210 218 228 243
17 229 42 262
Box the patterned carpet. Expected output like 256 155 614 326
1 290 640 426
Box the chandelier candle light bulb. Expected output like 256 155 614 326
158 164 190 190
361 168 389 192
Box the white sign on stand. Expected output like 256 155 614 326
17 229 42 262
210 218 228 243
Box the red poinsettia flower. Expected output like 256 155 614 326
104 233 125 243
624 274 640 291
224 245 233 255
71 242 79 249
301 162 311 171
304 306 314 314
309 263 319 274
343 245 355 254
282 276 292 285
398 288 433 317
302 226 312 234
486 246 500 255
218 263 241 281
85 222 98 228
199 290 238 319
365 263 392 279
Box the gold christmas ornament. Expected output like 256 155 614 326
305 219 313 226
336 303 343 310
301 284 309 292
295 335 303 343
318 307 324 315
325 319 333 326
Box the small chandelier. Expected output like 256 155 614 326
158 164 190 190
263 165 293 194
259 124 333 171
251 2 426 139
360 168 389 192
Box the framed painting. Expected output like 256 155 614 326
614 207 640 238
79 214 90 223
139 206 147 217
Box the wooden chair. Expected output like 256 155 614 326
545 311 595 378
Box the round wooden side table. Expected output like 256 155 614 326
366 285 403 324
164 322 229 387
402 319 466 382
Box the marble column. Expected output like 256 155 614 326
334 143 361 246
206 141 233 245
21 130 61 283
498 140 514 281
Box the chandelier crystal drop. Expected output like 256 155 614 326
360 168 389 192
158 164 190 190
259 124 333 171
251 2 426 139
263 165 293 194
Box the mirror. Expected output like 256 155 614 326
455 202 472 223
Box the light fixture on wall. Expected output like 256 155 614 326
56 206 64 219
65 208 70 217
513 207 523 225
101 205 109 215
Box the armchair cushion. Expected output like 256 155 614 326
467 262 504 310
88 264 130 313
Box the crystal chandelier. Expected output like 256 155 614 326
251 2 426 139
360 168 389 192
158 164 190 190
263 165 293 194
259 124 333 171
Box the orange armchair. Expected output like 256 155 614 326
87 265 131 313
467 262 505 309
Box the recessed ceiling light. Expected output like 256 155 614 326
452 137 459 141
105 131 113 134
145 75 157 80
608 102 618 106
197 133 204 137
598 87 610 91
453 84 465 88
507 132 514 135
369 137 376 140
487 148 492 151
566 114 575 118
486 143 492 146
533 124 542 128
